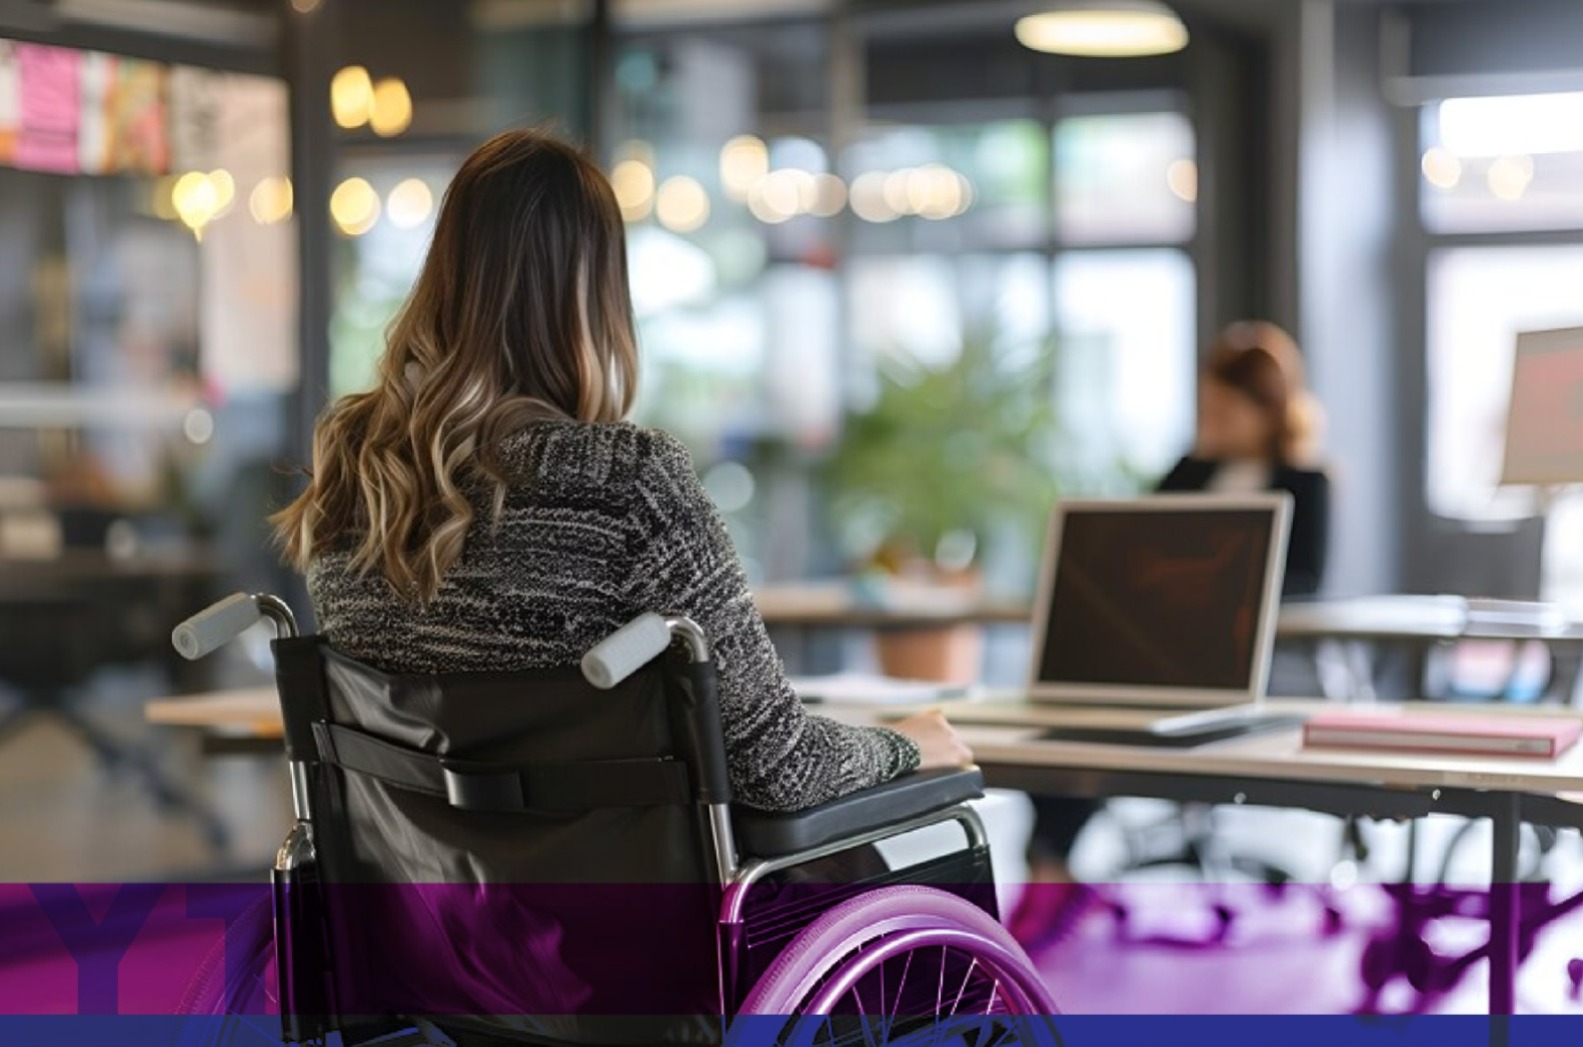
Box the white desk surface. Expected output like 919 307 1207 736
147 687 1583 797
752 586 1583 643
1276 595 1583 642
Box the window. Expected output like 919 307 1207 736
1054 110 1195 246
1425 246 1583 520
1419 92 1583 234
329 156 454 399
1419 91 1583 605
1052 248 1195 486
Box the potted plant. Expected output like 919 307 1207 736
821 330 1061 681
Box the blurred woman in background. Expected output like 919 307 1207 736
1159 321 1329 595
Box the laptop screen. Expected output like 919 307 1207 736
1036 503 1280 692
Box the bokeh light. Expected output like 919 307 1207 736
611 159 656 222
703 461 755 513
1166 158 1198 202
183 407 215 445
1486 154 1533 201
1421 147 1462 190
810 173 847 217
386 178 433 229
330 177 380 235
850 171 898 222
656 176 710 233
331 65 373 129
207 169 235 217
370 77 412 137
248 177 294 224
719 135 769 202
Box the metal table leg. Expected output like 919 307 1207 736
1489 792 1521 1018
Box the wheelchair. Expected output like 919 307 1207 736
169 593 1059 1047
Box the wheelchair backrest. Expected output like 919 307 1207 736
269 635 723 1042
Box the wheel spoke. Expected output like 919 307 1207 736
887 949 915 1033
928 948 948 1047
851 969 878 1047
947 957 977 1020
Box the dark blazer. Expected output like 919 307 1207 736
1156 456 1330 598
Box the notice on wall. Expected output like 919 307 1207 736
77 49 113 174
166 64 220 173
109 57 168 175
14 43 80 174
6 41 179 177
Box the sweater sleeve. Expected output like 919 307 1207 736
625 430 921 812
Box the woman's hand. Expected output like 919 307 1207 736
892 709 974 770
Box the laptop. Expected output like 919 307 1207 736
1025 493 1292 709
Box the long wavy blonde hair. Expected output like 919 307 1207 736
272 129 638 602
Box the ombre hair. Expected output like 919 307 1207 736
272 129 639 602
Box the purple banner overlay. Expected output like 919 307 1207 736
0 1016 1580 1047
2 880 1579 1026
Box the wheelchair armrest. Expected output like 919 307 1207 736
731 766 984 858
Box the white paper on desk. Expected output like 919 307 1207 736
791 673 973 705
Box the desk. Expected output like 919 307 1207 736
756 585 1583 644
146 686 1583 1020
1279 597 1583 703
756 587 1583 701
754 583 1029 630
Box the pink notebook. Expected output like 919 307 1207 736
1303 709 1583 759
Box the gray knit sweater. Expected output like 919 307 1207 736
307 419 921 812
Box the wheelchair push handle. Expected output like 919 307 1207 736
172 591 299 659
582 613 675 688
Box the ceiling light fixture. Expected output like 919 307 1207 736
1015 0 1188 58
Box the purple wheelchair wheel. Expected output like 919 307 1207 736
733 885 1062 1047
170 893 284 1047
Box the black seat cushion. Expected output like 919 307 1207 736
732 767 985 858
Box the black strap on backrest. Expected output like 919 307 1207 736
272 636 331 763
310 721 692 814
668 654 733 806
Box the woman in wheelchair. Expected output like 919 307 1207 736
272 128 968 814
174 128 1057 1047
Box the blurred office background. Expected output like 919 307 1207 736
1 0 1583 928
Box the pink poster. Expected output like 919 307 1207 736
15 43 80 174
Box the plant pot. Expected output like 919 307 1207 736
873 623 984 683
